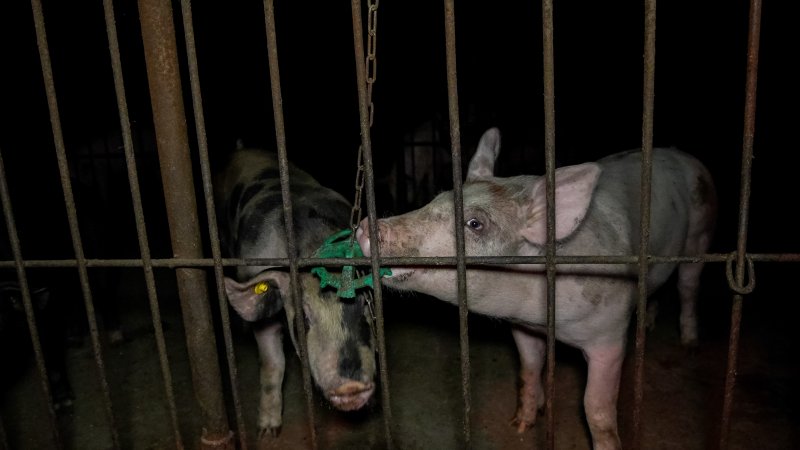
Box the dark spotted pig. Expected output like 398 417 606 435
215 148 376 437
356 128 716 450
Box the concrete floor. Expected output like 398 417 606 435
2 266 797 449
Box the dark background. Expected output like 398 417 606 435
0 0 797 258
0 1 797 447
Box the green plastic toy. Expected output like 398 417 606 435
311 229 392 299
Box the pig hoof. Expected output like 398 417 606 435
510 409 539 433
258 425 281 440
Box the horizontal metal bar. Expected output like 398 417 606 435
2 253 799 270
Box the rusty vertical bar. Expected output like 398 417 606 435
137 0 231 446
0 147 61 449
632 0 657 448
443 0 472 446
101 1 184 447
262 1 319 448
540 0 557 447
177 0 244 448
29 0 120 447
719 0 761 447
349 1 394 448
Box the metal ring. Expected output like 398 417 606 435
725 252 756 295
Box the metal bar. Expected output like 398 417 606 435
442 0 472 445
0 147 61 449
262 0 318 447
29 0 118 447
632 0 657 448
2 252 800 270
720 0 762 447
178 0 243 448
137 0 230 446
349 1 394 448
102 1 184 446
540 0 557 447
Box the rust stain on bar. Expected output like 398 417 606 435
262 0 318 447
177 0 244 447
102 0 183 445
720 0 762 447
138 0 231 445
443 0 472 446
540 0 557 447
350 0 395 447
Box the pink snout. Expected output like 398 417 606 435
327 380 375 411
356 217 381 257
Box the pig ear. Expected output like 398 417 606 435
466 128 501 181
521 163 602 245
223 271 288 322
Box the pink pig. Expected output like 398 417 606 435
357 128 716 449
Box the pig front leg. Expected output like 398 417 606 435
510 325 546 432
582 342 625 450
253 317 286 438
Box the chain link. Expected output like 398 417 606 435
349 0 379 234
350 0 380 329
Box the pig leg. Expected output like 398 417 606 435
510 325 546 432
253 317 285 438
582 342 624 450
677 262 702 347
678 232 711 347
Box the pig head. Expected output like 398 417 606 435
356 128 716 450
215 148 376 438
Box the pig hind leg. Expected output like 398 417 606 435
253 318 286 438
510 325 546 431
677 201 715 347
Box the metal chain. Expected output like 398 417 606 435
349 0 379 234
349 0 380 329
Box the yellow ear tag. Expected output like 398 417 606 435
254 282 269 295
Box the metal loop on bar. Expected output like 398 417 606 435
725 252 756 295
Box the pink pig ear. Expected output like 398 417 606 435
467 128 501 181
521 163 602 245
224 270 289 322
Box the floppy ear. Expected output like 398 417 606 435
521 163 601 245
223 271 288 322
466 128 501 181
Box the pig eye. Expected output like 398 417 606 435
466 218 484 231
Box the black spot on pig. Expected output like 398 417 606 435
254 194 285 218
338 297 371 379
306 204 349 229
239 183 265 210
228 183 244 222
255 169 281 184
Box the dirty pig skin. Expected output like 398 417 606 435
357 127 716 450
215 148 376 439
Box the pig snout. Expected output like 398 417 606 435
356 218 385 257
328 380 375 411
